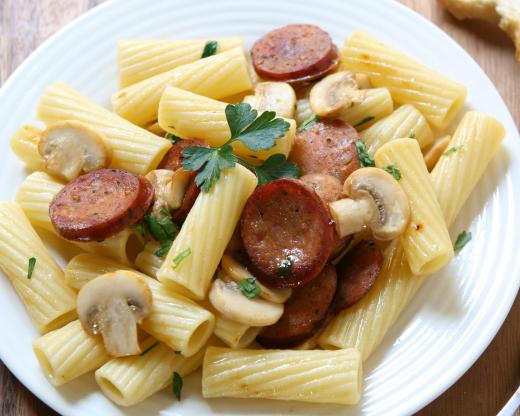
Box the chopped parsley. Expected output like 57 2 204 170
277 256 293 276
181 103 299 192
354 115 374 127
356 140 375 168
443 144 464 156
165 132 182 144
144 208 179 258
454 231 472 253
131 222 148 239
201 40 218 58
27 257 36 279
139 341 160 356
409 133 416 139
172 371 183 400
383 163 402 180
297 114 318 132
238 277 262 299
172 248 191 270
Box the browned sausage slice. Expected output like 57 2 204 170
50 169 154 242
251 24 339 84
257 265 337 348
289 119 360 183
240 178 334 289
332 241 383 312
171 177 200 223
158 138 208 171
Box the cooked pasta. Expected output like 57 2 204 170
360 104 434 154
95 337 205 406
319 112 505 359
112 47 253 126
375 138 453 275
9 125 45 171
341 31 467 129
202 347 362 404
32 320 109 386
213 316 261 349
36 83 171 175
135 241 164 278
0 202 76 333
157 164 257 300
118 38 244 87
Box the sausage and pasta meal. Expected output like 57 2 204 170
1 24 505 407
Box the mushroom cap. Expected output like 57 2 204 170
38 120 112 181
343 167 410 240
145 168 192 216
243 81 296 119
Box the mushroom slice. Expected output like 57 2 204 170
220 254 292 304
145 168 192 216
209 278 283 326
243 82 296 119
38 120 112 181
309 71 366 117
76 270 152 357
329 167 410 240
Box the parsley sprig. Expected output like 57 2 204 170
181 103 300 192
144 208 179 257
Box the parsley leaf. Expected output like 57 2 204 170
238 277 262 299
237 112 288 151
443 144 464 156
251 154 300 186
383 163 402 180
27 257 36 279
172 372 183 401
226 103 258 139
131 222 148 239
454 231 472 253
201 41 218 58
172 248 191 270
188 145 237 193
165 132 182 144
278 256 293 276
144 208 179 258
354 115 374 127
356 140 375 167
140 341 160 356
297 114 318 132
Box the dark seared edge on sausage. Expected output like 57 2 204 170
251 24 339 84
289 119 360 183
171 178 200 223
49 169 154 242
257 265 337 348
240 178 334 289
158 138 208 171
332 240 383 312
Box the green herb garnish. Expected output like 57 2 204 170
140 341 160 356
454 231 472 253
383 163 402 180
355 140 375 168
131 222 148 239
297 114 318 132
443 144 464 156
172 372 183 400
238 277 262 299
277 256 293 276
182 103 298 192
165 132 182 144
409 133 416 139
354 115 375 127
144 208 179 258
27 257 36 279
201 40 218 58
172 248 191 270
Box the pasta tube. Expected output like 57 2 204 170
341 31 467 129
9 125 45 171
36 83 171 175
202 347 363 404
213 315 261 349
135 241 163 278
0 202 76 333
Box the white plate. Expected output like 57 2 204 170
0 0 519 415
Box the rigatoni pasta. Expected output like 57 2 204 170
9 125 45 171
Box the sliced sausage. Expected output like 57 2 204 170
300 173 351 258
289 119 360 183
251 24 339 84
257 265 337 348
171 178 200 223
158 138 207 171
240 178 334 289
50 169 154 242
332 240 383 312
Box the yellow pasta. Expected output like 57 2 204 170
202 347 362 404
360 104 434 154
32 320 109 386
319 112 505 359
135 241 164 278
112 47 253 126
0 202 76 333
118 38 244 87
158 87 295 160
9 125 45 171
341 31 467 129
95 337 205 406
375 138 453 275
15 171 143 265
337 88 394 129
213 315 261 349
157 164 257 300
36 83 171 175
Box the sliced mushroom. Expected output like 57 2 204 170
76 270 152 357
309 71 366 117
243 82 296 119
38 120 112 181
423 135 451 172
328 167 410 240
208 278 283 326
220 254 292 303
145 168 192 216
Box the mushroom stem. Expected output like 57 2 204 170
100 298 141 356
329 198 373 238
